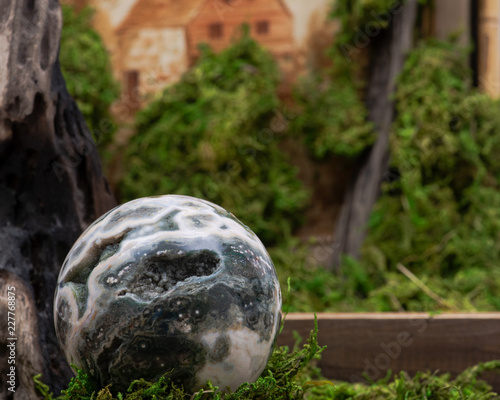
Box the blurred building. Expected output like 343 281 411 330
62 0 334 111
115 0 295 100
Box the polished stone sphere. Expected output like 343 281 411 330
54 195 281 393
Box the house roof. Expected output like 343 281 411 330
117 0 293 34
117 0 207 33
276 0 293 19
117 0 291 33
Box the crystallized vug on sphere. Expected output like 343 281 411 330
54 195 282 393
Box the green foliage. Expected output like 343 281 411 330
274 32 500 313
35 366 97 400
120 27 308 245
290 75 374 159
356 39 500 311
270 238 390 312
288 0 382 160
329 361 500 399
34 374 56 400
35 317 331 400
331 0 404 48
60 5 120 149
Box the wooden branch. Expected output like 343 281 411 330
278 313 500 391
0 271 44 399
396 263 458 310
478 0 500 97
331 0 418 266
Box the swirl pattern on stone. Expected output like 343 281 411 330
54 195 282 393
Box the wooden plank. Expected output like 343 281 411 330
434 0 470 47
479 0 500 97
278 313 500 391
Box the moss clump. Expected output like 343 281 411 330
288 0 389 160
119 26 308 246
270 238 383 312
328 361 500 400
290 74 374 159
60 5 120 152
275 33 500 313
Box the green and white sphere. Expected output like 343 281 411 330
54 195 281 393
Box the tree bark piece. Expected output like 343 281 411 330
332 0 418 266
0 271 44 399
0 0 116 397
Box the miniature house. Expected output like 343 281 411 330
61 0 335 111
115 0 295 103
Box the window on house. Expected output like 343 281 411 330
208 23 223 39
256 20 269 35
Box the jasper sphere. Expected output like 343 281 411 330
54 195 282 393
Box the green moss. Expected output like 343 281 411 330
60 5 120 153
332 0 401 39
119 26 309 246
288 0 387 160
290 75 374 159
328 361 500 400
270 238 391 313
356 39 500 311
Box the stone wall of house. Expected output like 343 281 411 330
119 27 188 99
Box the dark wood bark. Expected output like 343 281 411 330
331 0 418 267
0 1 116 398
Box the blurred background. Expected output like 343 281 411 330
59 0 500 313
